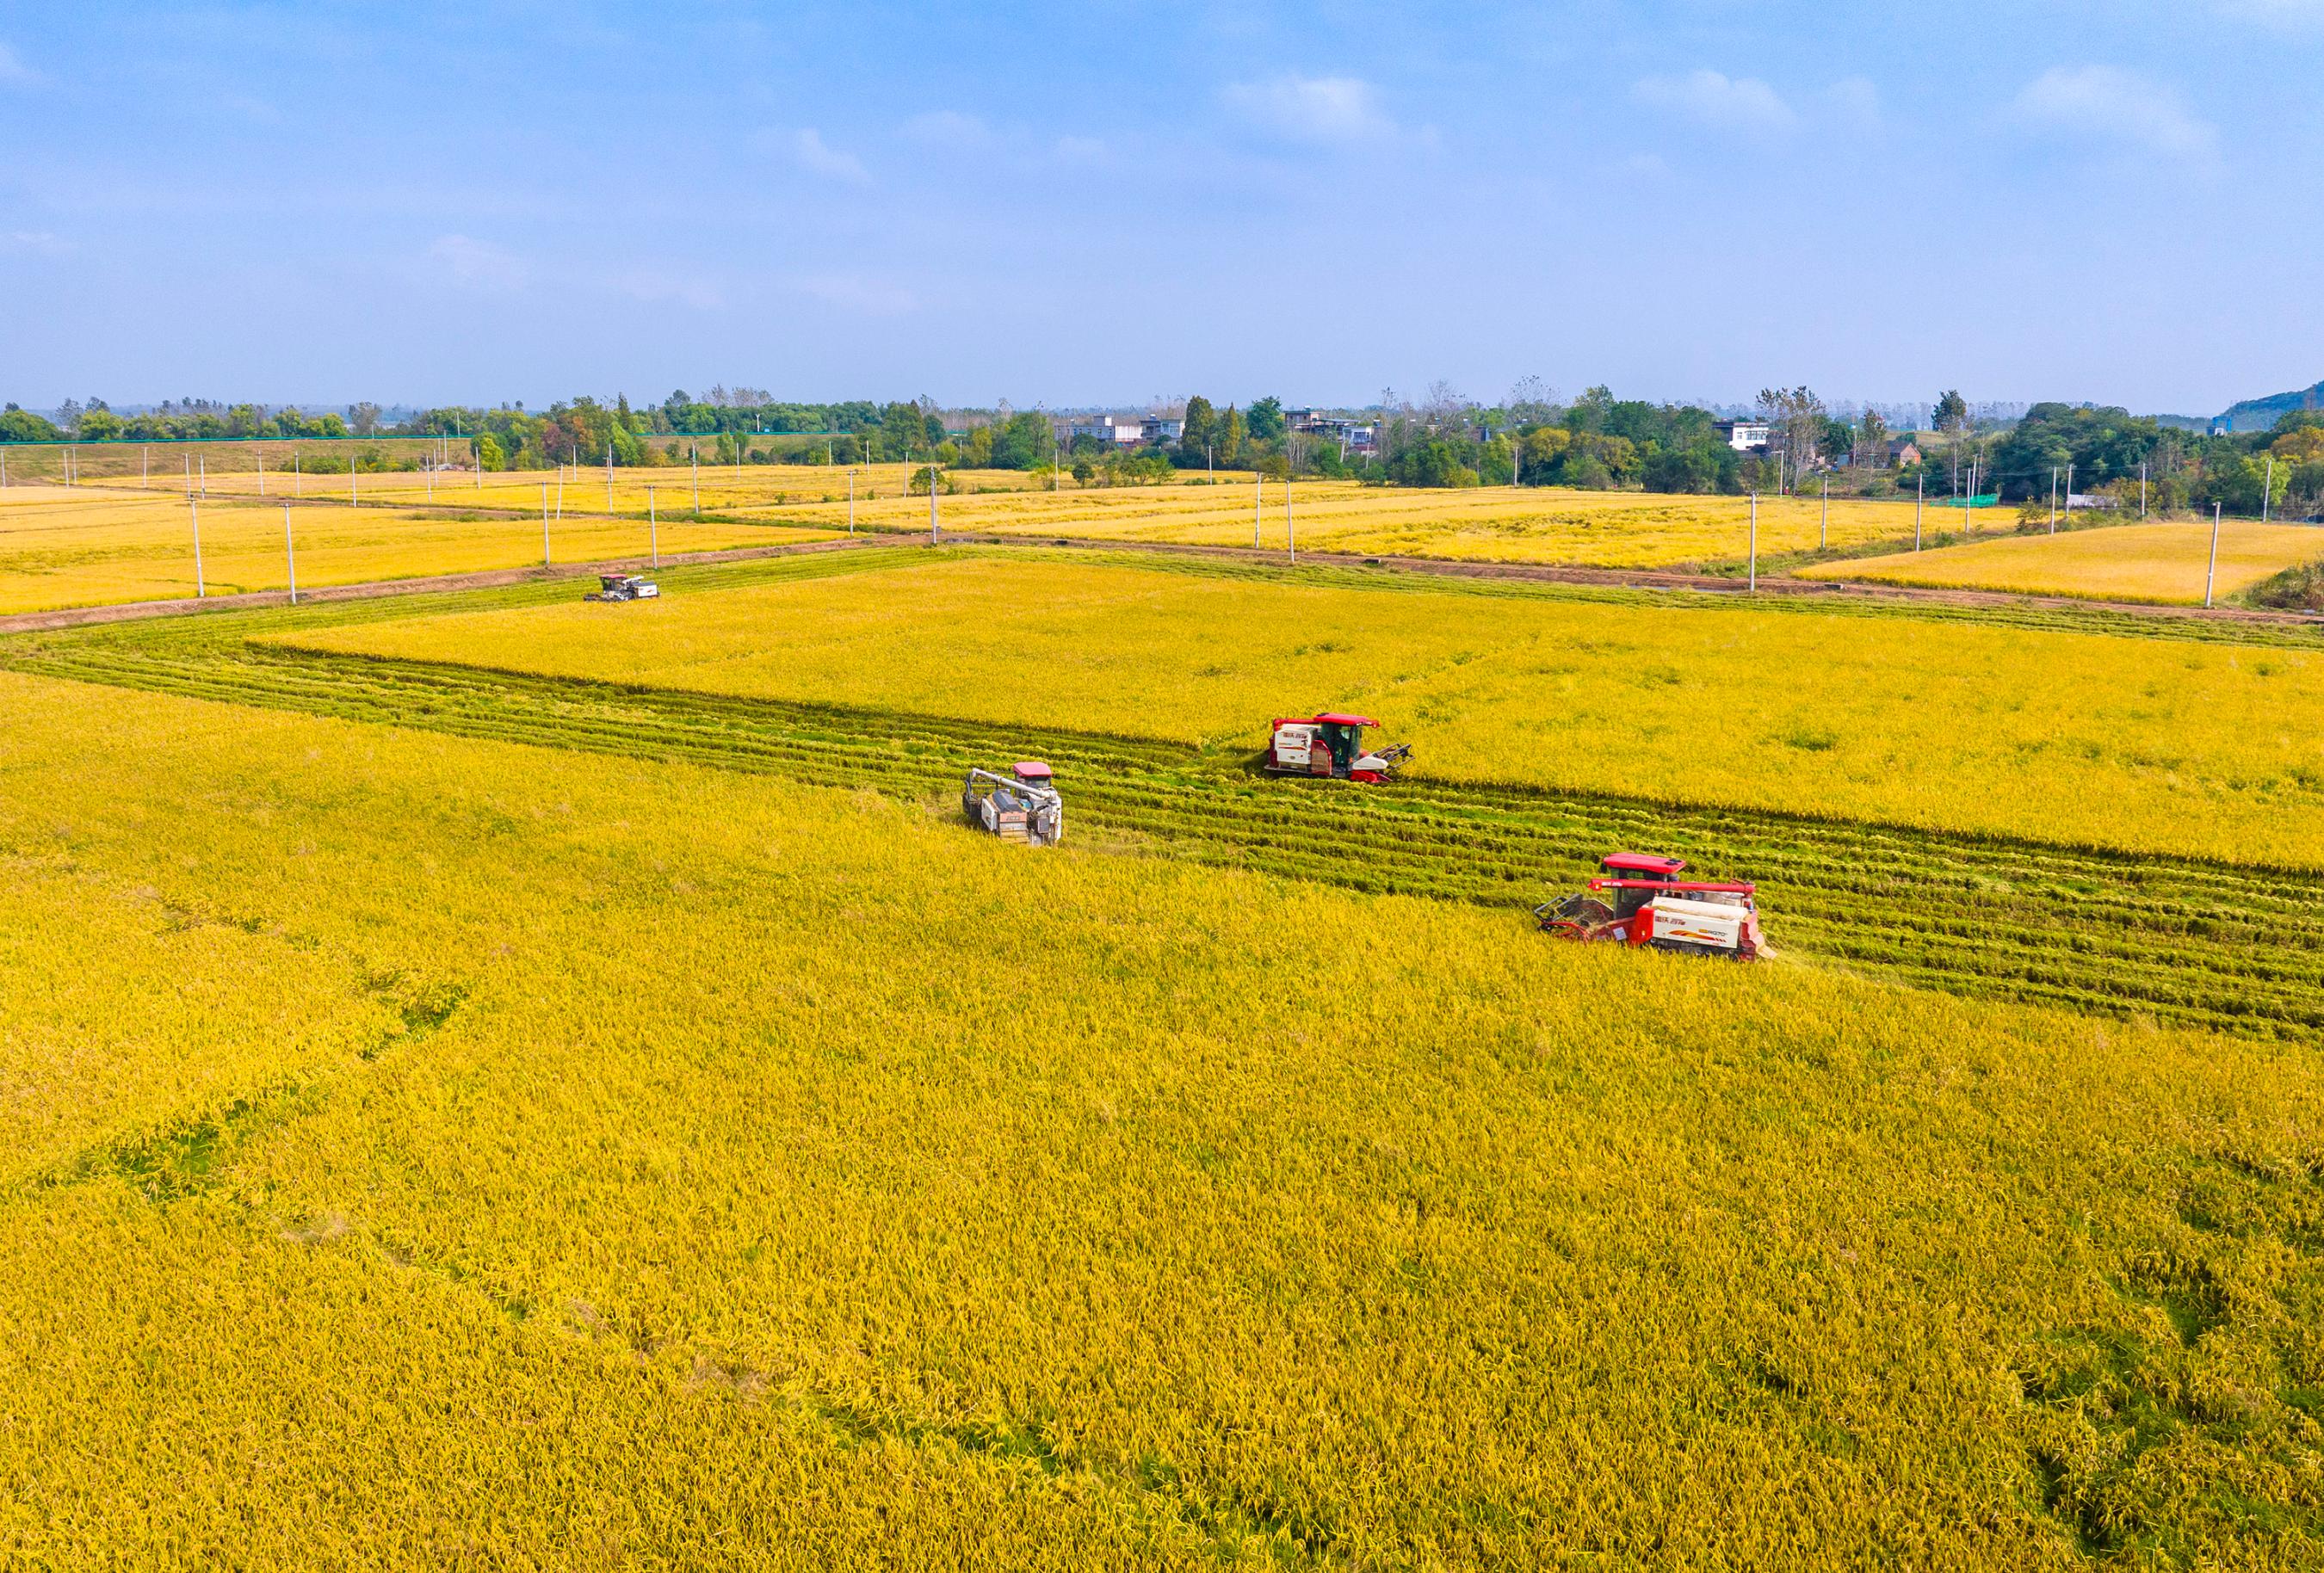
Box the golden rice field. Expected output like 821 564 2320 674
0 486 835 612
1804 518 2324 605
285 551 2324 870
6 668 2322 1564
190 465 1924 571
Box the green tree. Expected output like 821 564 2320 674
1216 405 1248 467
0 406 62 442
1177 396 1218 465
1247 397 1285 441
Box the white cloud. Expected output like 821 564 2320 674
615 269 723 310
2012 65 2217 160
900 110 996 151
1634 70 1796 135
789 128 868 183
426 234 528 291
0 229 70 256
1223 74 1396 145
0 43 36 86
794 274 917 315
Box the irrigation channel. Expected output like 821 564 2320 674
10 548 2324 1041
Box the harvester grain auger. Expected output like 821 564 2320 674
961 762 1064 847
1536 853 1771 960
1264 714 1410 783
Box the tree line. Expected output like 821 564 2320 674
11 384 2320 515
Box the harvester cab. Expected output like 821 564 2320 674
961 762 1064 847
1265 713 1411 783
585 573 659 602
1536 853 1770 960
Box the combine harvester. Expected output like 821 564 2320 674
584 572 659 602
961 762 1065 847
1536 853 1771 960
1264 713 1411 782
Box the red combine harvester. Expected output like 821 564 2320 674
1264 713 1411 783
1536 853 1770 960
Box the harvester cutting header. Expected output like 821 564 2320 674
1265 714 1410 783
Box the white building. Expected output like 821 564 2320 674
1058 413 1166 447
1716 420 1772 452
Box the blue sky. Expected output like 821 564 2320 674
1 2 2318 414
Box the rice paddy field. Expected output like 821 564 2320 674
1804 518 2324 605
3 472 1941 616
9 542 2324 1566
0 485 837 612
278 551 2324 871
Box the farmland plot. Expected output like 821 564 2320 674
1805 518 2324 604
3 669 2322 1565
184 466 1926 572
0 486 836 612
277 551 2324 871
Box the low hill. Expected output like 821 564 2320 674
2218 379 2324 432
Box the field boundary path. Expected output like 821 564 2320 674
11 549 2321 1042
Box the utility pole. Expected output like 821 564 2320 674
349 451 356 507
259 448 267 497
142 444 149 486
294 450 301 498
605 441 613 513
2205 502 2222 608
283 503 297 605
2063 462 2073 533
2141 461 2148 520
848 469 856 535
1915 472 1925 551
189 498 205 597
200 454 207 498
541 484 551 565
2265 456 2275 523
1287 467 1295 563
692 444 701 517
929 466 939 543
1820 478 1828 551
1748 492 1758 590
2049 466 2058 533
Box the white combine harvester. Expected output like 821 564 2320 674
584 572 659 602
961 762 1064 847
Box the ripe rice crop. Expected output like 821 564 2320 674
190 466 1925 571
4 669 2321 1564
0 486 832 612
1802 518 2324 605
280 551 2324 870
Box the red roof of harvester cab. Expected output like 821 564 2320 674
1012 761 1053 780
1312 713 1377 727
1603 853 1687 875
